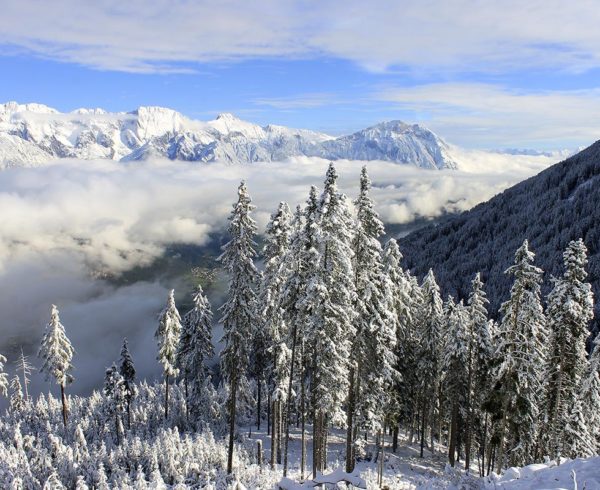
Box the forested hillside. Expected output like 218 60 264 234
400 140 600 337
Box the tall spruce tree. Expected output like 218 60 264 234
307 163 356 476
38 304 74 427
347 166 397 472
282 192 319 478
103 364 126 444
259 200 292 461
219 181 259 474
155 289 182 420
382 238 414 450
119 339 136 429
176 284 214 416
443 298 469 467
494 240 546 469
466 273 493 474
543 239 594 459
417 269 444 457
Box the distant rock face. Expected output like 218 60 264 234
0 102 457 169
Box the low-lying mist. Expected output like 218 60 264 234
0 155 555 398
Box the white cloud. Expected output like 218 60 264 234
0 156 558 395
2 1 600 74
374 83 600 148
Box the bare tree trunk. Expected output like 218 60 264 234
271 399 279 469
420 396 426 458
227 373 238 474
283 322 299 476
392 425 399 453
164 374 169 420
300 351 306 481
496 399 509 473
449 402 458 466
257 378 262 431
345 366 356 473
465 345 474 471
321 414 328 471
115 413 121 445
184 375 189 421
267 391 271 436
60 383 68 427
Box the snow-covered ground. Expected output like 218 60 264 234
484 457 600 489
242 425 599 489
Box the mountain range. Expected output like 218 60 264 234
0 102 460 169
399 141 600 337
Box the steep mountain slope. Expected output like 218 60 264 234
399 141 600 336
0 102 456 168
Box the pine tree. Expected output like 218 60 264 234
176 284 214 416
494 240 546 469
219 181 259 474
119 339 136 429
259 200 292 456
382 238 415 451
103 363 126 444
38 304 74 427
307 163 357 476
417 269 444 457
443 298 469 467
10 375 24 412
348 166 397 472
281 193 319 478
466 273 493 474
155 289 182 419
543 239 594 459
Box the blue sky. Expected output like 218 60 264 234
1 0 600 149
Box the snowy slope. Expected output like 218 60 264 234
0 102 457 169
485 457 600 489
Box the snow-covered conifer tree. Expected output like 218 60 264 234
382 238 414 449
259 201 292 447
155 289 182 419
417 269 444 457
119 339 136 429
466 273 493 473
38 304 74 427
543 239 594 459
176 284 214 415
103 364 126 444
306 163 356 476
219 181 259 474
10 375 24 412
494 240 546 469
347 166 397 472
443 298 469 466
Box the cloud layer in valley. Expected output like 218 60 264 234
0 155 559 397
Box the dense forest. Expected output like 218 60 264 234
0 163 598 489
400 141 600 339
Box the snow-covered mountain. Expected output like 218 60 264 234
0 102 457 169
